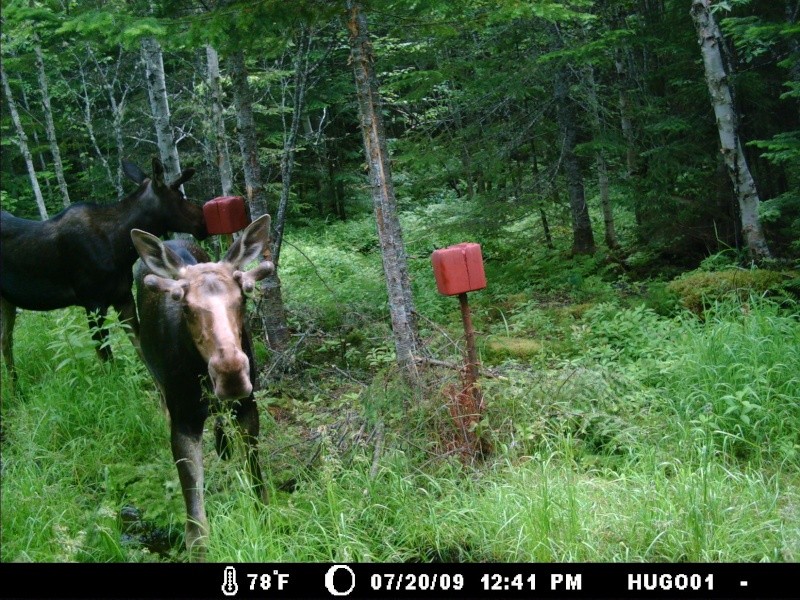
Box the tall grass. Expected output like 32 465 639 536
206 449 794 562
2 294 798 563
658 298 800 462
1 308 178 562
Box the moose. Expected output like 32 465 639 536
131 214 274 561
0 158 208 378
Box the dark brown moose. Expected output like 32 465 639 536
0 158 208 377
131 214 274 561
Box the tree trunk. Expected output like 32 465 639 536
273 27 311 266
615 51 638 181
74 50 120 198
585 66 619 250
262 28 313 355
141 36 182 183
228 49 284 351
690 0 772 261
205 45 234 197
1 63 48 220
529 142 555 250
34 40 70 208
596 154 618 250
86 44 130 199
347 1 420 379
104 49 130 200
554 70 596 255
539 208 554 250
614 49 646 234
19 84 53 203
229 50 269 220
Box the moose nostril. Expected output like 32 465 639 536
208 351 251 400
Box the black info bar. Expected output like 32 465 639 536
0 562 792 599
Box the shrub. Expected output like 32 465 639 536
570 302 671 363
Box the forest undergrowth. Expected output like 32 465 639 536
1 212 798 563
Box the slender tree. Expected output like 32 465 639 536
1 61 48 220
690 0 772 260
205 44 234 196
141 36 182 182
260 25 315 356
33 39 70 207
88 45 132 199
273 26 312 265
346 0 420 379
554 66 596 255
229 50 269 220
71 49 120 198
585 65 619 250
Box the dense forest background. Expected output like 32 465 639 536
2 0 798 262
1 0 799 564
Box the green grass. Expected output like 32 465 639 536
2 253 798 563
1 308 180 562
203 450 795 562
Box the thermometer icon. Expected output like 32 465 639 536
222 566 239 596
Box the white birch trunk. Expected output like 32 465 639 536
83 45 129 199
205 45 234 196
690 0 772 260
1 63 48 220
34 41 70 207
74 52 120 198
109 83 128 199
141 37 182 183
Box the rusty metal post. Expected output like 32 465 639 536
458 291 483 410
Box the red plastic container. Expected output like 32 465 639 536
431 243 487 296
203 196 250 235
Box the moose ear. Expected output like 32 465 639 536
169 168 196 190
122 161 147 185
151 157 166 186
131 229 186 279
224 214 272 270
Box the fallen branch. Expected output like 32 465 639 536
414 356 504 379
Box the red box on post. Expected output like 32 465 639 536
431 243 487 296
203 196 250 235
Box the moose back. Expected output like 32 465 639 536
0 158 208 376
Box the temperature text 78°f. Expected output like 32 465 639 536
248 571 291 591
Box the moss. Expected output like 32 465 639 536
666 268 797 314
559 302 595 320
482 336 544 363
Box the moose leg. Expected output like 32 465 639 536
171 419 208 562
113 295 142 359
234 396 269 504
86 307 113 362
0 296 17 378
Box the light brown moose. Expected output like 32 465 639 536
131 214 274 561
